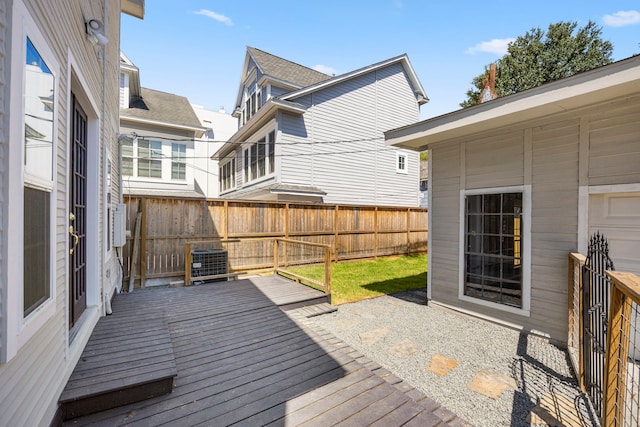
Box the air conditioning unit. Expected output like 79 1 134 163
191 249 228 283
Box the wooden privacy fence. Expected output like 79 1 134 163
123 196 427 287
568 253 640 426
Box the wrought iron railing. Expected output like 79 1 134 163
569 254 640 426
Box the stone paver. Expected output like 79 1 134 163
388 339 419 357
467 369 517 399
428 354 458 376
359 327 391 345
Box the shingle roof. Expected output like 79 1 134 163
121 87 203 129
247 47 331 88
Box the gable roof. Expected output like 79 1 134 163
247 46 332 88
385 55 640 152
282 53 427 105
121 87 205 133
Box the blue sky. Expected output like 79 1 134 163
121 1 640 120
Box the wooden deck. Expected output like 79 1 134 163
62 276 465 426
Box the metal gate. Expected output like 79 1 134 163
582 231 615 418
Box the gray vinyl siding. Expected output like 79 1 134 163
271 85 289 98
465 131 524 189
429 144 461 304
0 1 120 425
588 97 640 186
280 63 420 206
529 119 580 340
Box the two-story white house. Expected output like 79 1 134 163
191 104 238 198
213 47 428 206
119 54 206 198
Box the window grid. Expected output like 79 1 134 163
464 192 523 308
137 139 162 178
171 143 186 180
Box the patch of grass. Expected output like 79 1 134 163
285 254 427 305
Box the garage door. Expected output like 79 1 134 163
589 192 640 275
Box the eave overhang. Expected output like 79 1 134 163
122 0 145 19
385 55 640 152
120 115 206 138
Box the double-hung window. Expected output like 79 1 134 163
464 191 524 309
137 139 162 178
243 131 276 184
396 152 407 174
171 143 186 180
219 157 236 192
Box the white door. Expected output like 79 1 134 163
589 192 640 275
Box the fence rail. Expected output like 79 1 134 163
568 253 640 426
123 196 427 287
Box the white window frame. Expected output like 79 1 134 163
243 131 275 185
4 0 59 362
396 152 408 174
171 143 186 181
219 156 236 194
458 185 532 317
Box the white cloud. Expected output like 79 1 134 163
313 64 338 76
603 10 640 27
194 9 233 26
466 38 515 56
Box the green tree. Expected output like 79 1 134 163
461 21 614 108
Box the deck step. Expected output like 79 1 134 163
297 302 338 318
59 309 177 420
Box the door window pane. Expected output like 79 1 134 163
24 38 54 182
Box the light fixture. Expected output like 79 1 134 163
86 19 108 46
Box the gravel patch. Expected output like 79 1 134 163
308 290 598 427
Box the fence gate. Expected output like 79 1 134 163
582 231 615 418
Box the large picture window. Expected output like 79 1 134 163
464 192 523 308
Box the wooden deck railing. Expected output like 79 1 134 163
184 238 332 296
273 238 332 295
568 253 640 426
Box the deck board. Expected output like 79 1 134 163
63 275 465 426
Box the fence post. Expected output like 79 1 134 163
223 200 228 240
185 242 192 286
273 239 279 274
140 197 147 288
334 205 339 262
374 207 378 259
406 207 411 255
324 245 332 296
603 273 633 427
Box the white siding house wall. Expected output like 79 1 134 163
0 1 123 425
279 64 420 206
0 0 8 362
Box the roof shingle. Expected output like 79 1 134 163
121 87 203 129
247 46 331 88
